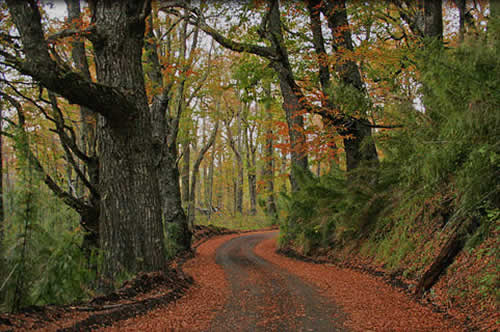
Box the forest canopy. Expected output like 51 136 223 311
0 1 497 327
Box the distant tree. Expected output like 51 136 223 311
161 0 383 189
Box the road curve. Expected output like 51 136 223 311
209 231 346 332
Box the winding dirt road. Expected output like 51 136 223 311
104 230 462 332
210 232 344 331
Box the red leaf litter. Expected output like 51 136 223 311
254 235 465 332
103 233 243 332
2 230 475 331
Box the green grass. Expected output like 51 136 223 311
195 213 274 231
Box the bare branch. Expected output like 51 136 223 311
159 0 277 59
3 93 92 214
46 26 95 43
5 0 135 122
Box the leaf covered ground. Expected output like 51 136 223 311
0 229 483 331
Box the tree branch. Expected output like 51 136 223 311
48 93 99 198
5 0 135 122
3 93 92 214
46 26 95 43
159 1 277 59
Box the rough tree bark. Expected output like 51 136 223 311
5 0 167 285
89 0 167 283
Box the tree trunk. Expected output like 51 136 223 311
88 1 166 284
197 120 205 207
454 0 466 42
246 143 257 216
206 141 215 219
236 110 244 214
424 0 443 40
242 105 257 216
263 82 277 218
266 0 308 192
275 73 309 190
224 104 244 215
0 99 3 247
216 148 224 212
188 122 218 226
203 159 209 209
145 11 191 252
181 141 191 205
321 0 379 172
159 143 190 251
343 119 379 171
280 146 289 193
307 0 339 168
415 218 479 297
232 170 237 216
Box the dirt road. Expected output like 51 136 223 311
102 230 462 331
0 230 467 331
209 232 344 331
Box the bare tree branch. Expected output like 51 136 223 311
5 0 136 122
159 0 277 59
2 93 92 214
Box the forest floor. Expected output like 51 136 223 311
0 229 470 331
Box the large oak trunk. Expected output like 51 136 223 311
91 1 166 283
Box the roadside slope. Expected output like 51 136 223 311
255 235 464 332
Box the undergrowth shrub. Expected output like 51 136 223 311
0 131 96 312
280 29 499 286
0 182 96 311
